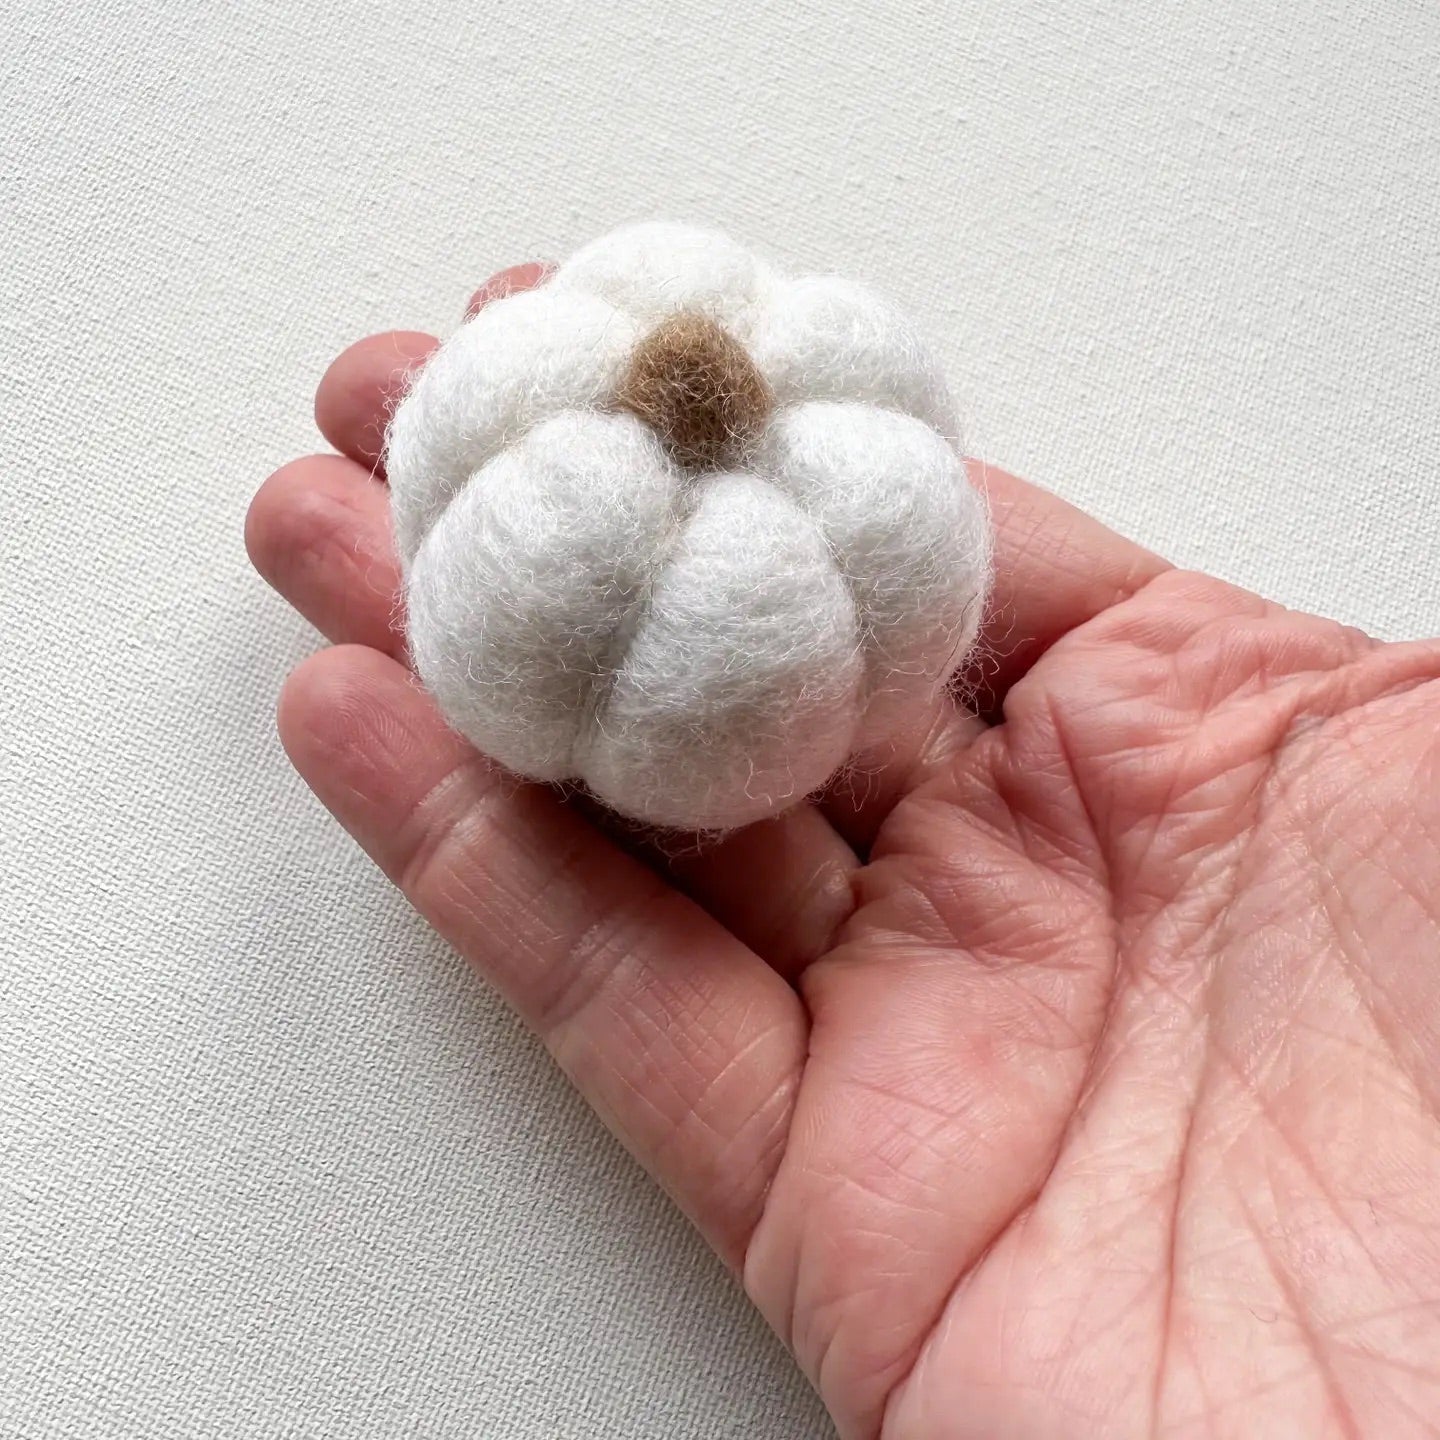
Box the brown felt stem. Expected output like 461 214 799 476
615 311 773 471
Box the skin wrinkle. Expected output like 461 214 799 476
1297 814 1440 1139
707 1078 800 1261
1148 1045 1206 1439
1264 679 1440 1131
1232 1186 1365 1440
544 895 805 1270
1242 1066 1412 1303
559 905 795 1113
359 748 495 899
1095 681 1284 1435
941 719 1110 900
582 984 732 1144
1325 1342 1440 1388
529 869 662 1038
571 1015 798 1271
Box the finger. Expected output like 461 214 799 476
314 331 438 474
282 331 866 964
245 454 403 656
964 459 1171 718
645 806 859 981
312 264 554 474
572 797 860 977
465 260 555 319
286 265 556 646
279 645 807 1269
248 455 858 965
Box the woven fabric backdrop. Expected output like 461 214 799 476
4 2 1437 1435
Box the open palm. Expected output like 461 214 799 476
247 265 1440 1439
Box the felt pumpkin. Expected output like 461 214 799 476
386 222 990 830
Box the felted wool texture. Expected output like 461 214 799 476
387 221 992 831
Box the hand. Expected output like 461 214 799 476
247 264 1440 1440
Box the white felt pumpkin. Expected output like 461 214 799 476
385 222 991 831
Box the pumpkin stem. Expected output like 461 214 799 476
615 311 773 471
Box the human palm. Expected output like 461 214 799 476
248 265 1440 1438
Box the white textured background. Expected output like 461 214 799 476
3 2 1437 1435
